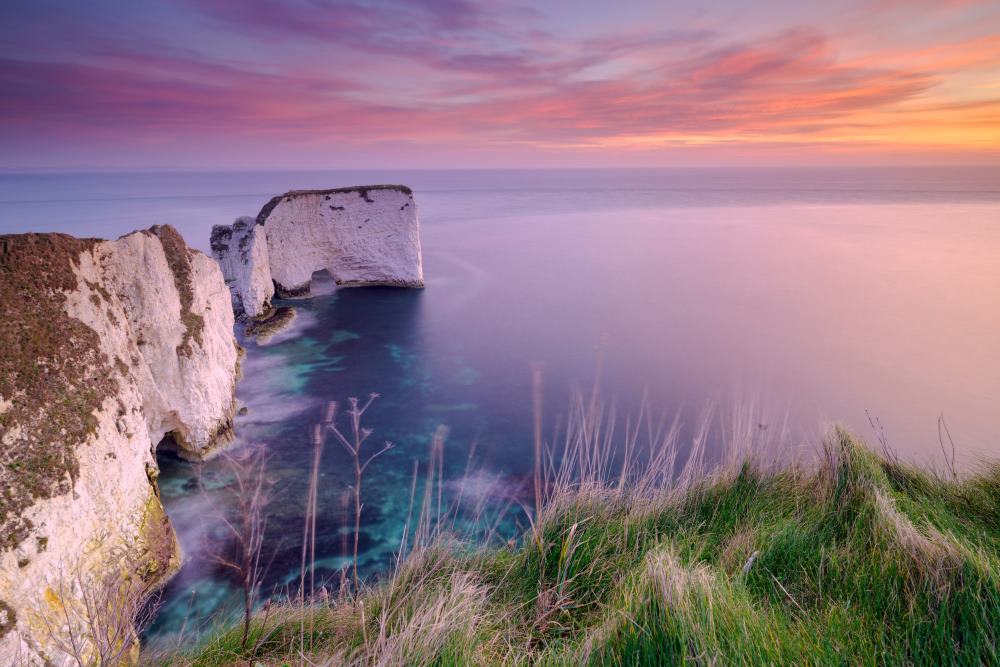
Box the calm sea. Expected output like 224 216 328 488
2 167 999 641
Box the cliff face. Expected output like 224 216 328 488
212 185 423 319
0 225 239 665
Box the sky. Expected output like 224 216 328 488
1 0 999 169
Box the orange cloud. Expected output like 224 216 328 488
1 0 998 166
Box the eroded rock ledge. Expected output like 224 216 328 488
0 225 240 664
211 185 423 321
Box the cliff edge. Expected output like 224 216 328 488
0 225 240 664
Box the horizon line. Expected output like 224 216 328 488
4 163 1000 175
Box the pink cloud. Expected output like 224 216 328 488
1 0 998 167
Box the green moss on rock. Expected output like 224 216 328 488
137 491 179 583
0 233 119 551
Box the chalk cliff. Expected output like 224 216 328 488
210 216 274 320
212 185 423 319
0 225 239 664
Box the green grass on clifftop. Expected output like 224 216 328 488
156 428 1000 667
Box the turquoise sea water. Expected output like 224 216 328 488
3 168 999 641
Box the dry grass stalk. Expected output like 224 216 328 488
325 394 394 596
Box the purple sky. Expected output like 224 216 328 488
2 0 999 169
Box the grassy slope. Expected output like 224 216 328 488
166 430 1000 666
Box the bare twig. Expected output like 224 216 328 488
39 563 163 666
201 445 274 652
865 410 897 465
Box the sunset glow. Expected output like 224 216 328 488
2 0 999 168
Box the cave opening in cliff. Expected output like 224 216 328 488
156 432 181 457
309 268 338 296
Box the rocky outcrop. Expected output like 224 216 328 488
212 185 423 320
0 225 239 665
210 216 274 320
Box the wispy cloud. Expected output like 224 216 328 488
0 0 997 167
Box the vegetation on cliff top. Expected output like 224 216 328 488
0 225 204 553
255 184 414 225
146 225 205 358
155 397 1000 667
0 233 118 552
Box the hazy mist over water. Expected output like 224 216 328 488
3 167 999 638
4 167 1000 254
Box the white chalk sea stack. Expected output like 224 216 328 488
211 216 274 319
0 225 240 664
211 185 423 320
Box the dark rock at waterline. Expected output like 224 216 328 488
244 306 296 340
